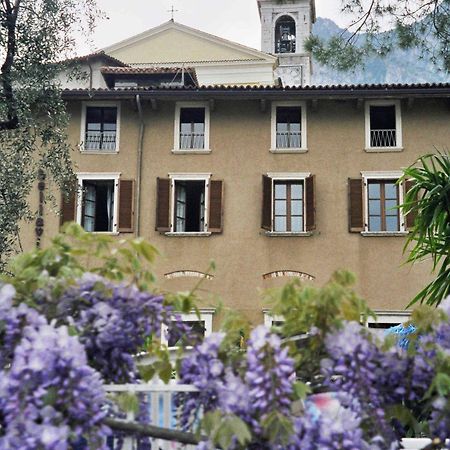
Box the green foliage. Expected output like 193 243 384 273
400 151 450 307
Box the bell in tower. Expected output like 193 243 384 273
257 0 316 86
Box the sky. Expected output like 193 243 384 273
79 0 344 54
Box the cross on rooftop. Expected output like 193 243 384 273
168 5 178 21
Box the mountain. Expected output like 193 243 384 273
311 18 450 85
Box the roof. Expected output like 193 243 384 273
60 51 127 67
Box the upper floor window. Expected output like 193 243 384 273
81 103 120 152
365 100 402 151
174 102 210 152
156 174 223 235
275 15 296 54
262 173 315 235
271 102 307 151
367 180 400 232
365 311 411 338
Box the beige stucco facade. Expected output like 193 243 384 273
22 89 450 327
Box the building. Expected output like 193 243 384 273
24 0 450 337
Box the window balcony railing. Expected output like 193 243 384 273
179 132 205 149
84 131 117 151
276 131 301 149
370 129 397 148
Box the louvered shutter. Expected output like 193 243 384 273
348 178 364 232
404 180 417 230
60 183 77 226
156 178 170 232
208 180 223 233
118 179 134 233
305 175 316 232
261 175 272 230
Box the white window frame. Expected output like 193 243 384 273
263 310 285 328
166 173 212 236
361 171 407 235
365 310 411 335
173 102 211 153
271 101 307 152
80 101 121 153
161 309 214 349
266 172 311 235
364 100 402 152
76 172 121 234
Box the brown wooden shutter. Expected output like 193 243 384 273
404 180 417 230
60 183 77 226
348 178 364 232
262 175 272 230
208 180 223 233
156 178 170 232
305 175 316 232
118 179 134 233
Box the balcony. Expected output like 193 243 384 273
179 132 205 150
84 131 117 151
370 129 397 148
276 131 301 149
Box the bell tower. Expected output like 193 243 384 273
258 0 316 86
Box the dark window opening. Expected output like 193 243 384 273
275 16 296 54
367 180 399 232
179 107 205 149
85 107 117 151
167 320 206 347
174 180 205 232
273 181 304 232
81 180 115 232
368 322 401 330
369 105 397 147
276 106 301 148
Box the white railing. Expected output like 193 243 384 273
104 383 198 450
179 132 204 149
85 131 117 151
276 131 301 149
370 129 397 147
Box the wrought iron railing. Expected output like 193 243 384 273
276 131 301 149
84 131 117 151
370 129 397 148
179 133 205 149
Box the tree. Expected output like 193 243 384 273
306 0 450 73
0 0 100 271
400 151 450 307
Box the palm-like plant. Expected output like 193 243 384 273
400 151 450 307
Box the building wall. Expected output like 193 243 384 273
31 96 449 324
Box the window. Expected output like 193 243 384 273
348 172 413 234
81 102 120 152
156 174 223 235
274 15 296 54
365 100 402 150
271 102 307 151
174 102 210 152
262 173 315 234
161 311 214 348
263 311 285 329
365 311 411 338
60 173 135 234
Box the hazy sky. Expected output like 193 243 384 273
80 0 344 54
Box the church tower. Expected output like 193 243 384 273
257 0 316 86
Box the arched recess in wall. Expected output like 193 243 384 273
164 270 214 280
262 270 315 281
274 15 296 54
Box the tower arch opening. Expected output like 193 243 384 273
274 15 296 54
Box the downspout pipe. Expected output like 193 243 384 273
135 94 145 237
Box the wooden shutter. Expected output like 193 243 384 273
348 178 364 232
404 180 417 230
156 178 170 232
208 180 223 233
60 183 77 226
261 175 272 230
305 175 316 232
118 179 134 233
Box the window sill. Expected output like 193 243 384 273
164 232 212 237
80 149 119 154
172 149 211 154
270 148 308 154
361 231 408 237
265 231 313 237
364 147 404 153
